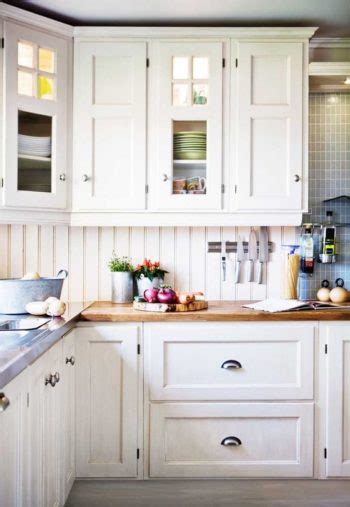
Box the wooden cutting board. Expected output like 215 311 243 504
133 300 208 313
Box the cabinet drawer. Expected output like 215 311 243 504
150 402 314 478
145 323 315 400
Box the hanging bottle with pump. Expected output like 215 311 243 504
300 224 314 274
320 211 336 264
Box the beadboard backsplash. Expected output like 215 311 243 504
0 225 296 302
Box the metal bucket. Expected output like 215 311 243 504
0 270 68 314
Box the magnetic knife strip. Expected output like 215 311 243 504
208 241 274 253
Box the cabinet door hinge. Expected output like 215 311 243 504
145 184 149 194
0 177 3 188
137 344 141 355
137 448 140 459
27 392 29 408
1 38 4 49
235 58 238 68
221 184 225 194
222 58 225 68
325 344 328 354
146 58 150 68
234 184 237 194
324 448 327 459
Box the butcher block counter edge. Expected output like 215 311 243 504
80 301 350 322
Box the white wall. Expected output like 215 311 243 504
0 225 296 301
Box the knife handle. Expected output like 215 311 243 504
235 260 241 283
257 261 263 284
248 260 254 282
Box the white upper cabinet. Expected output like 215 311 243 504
150 41 223 211
3 21 68 210
72 41 147 211
321 323 350 477
235 41 305 211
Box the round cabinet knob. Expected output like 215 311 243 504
162 174 169 182
221 359 242 370
82 174 90 182
294 174 301 182
45 374 56 387
59 173 66 181
0 392 10 412
221 436 242 447
66 356 75 366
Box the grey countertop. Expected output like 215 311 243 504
0 302 91 389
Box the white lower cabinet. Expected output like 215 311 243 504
146 322 315 400
321 323 350 477
145 322 316 479
29 340 63 507
75 324 139 477
61 331 76 500
0 369 29 507
149 402 314 478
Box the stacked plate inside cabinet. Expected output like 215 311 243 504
173 131 206 160
18 134 51 158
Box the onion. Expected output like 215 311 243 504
157 286 177 304
144 288 159 303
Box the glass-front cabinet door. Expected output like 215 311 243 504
3 22 67 209
153 42 223 210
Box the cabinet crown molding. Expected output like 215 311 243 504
0 2 73 37
73 26 318 39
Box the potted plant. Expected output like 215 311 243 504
134 259 168 296
108 252 134 303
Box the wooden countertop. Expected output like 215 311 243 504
81 301 350 322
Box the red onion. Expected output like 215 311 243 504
157 286 177 304
144 288 159 303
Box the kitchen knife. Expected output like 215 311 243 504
235 236 244 283
257 226 269 284
248 229 258 282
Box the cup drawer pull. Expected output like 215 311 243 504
221 436 242 446
221 359 242 369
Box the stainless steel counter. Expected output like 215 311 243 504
0 302 91 389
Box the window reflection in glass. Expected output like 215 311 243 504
18 42 34 68
18 70 34 97
173 83 189 106
193 57 209 79
38 48 55 73
173 57 189 79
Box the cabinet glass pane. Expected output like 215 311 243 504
18 70 34 97
172 121 207 195
38 48 55 73
173 57 189 79
173 84 189 106
38 75 55 100
193 57 208 79
18 111 52 193
193 83 208 105
18 42 34 68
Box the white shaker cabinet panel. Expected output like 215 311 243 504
322 323 350 477
61 331 76 502
75 324 139 477
0 370 28 507
150 41 223 211
29 341 63 507
73 42 147 211
235 42 305 211
150 403 314 478
145 322 315 401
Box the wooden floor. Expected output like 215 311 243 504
66 479 350 507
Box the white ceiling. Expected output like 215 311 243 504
5 0 350 37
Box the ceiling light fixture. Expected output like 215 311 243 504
344 77 350 85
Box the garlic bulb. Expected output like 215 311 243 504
26 301 49 316
47 300 66 317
